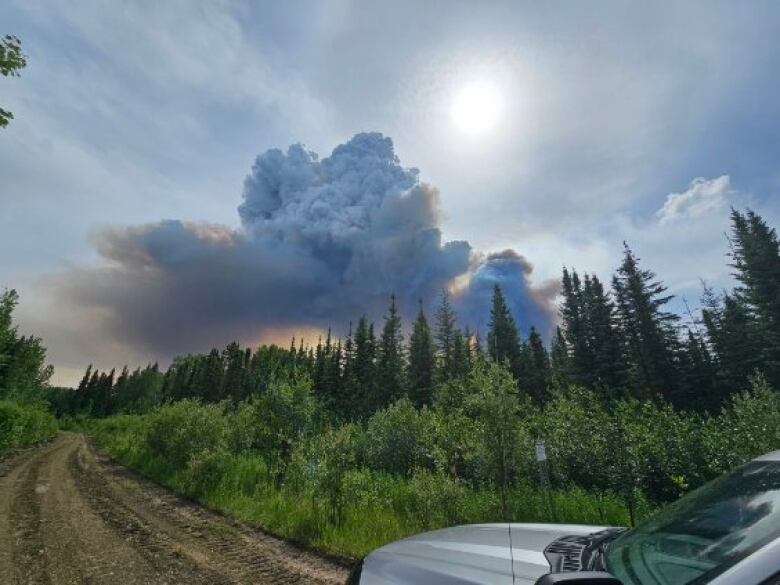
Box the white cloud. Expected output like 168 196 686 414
656 175 732 225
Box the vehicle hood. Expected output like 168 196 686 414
358 522 607 585
510 523 606 584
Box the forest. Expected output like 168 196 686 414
3 208 780 558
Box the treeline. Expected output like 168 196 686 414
0 289 58 451
59 208 780 421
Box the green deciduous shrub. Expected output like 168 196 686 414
85 369 780 559
145 399 228 468
0 400 57 451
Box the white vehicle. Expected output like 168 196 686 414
347 450 780 585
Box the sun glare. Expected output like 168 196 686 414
450 81 504 135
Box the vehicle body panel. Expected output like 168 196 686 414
510 523 606 584
358 523 608 585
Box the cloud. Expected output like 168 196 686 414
49 133 555 363
656 175 732 225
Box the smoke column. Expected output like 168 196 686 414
53 133 556 359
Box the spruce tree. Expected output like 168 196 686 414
702 291 762 399
487 285 522 379
583 274 628 396
194 348 224 402
560 269 627 397
376 295 405 409
435 289 457 381
678 329 719 411
450 328 470 379
407 301 436 407
524 326 551 403
222 341 246 402
348 316 376 419
612 244 680 401
729 209 780 384
549 326 570 390
560 268 592 385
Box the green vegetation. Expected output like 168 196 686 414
0 289 57 452
44 208 780 556
0 400 57 451
87 371 777 558
0 34 27 128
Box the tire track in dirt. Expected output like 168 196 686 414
0 434 350 585
9 452 52 584
74 437 350 584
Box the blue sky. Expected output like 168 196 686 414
2 1 780 385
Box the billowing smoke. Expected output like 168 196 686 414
54 133 555 360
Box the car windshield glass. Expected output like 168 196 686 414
605 460 780 585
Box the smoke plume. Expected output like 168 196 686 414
53 133 555 359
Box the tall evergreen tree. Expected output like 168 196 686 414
583 274 628 396
702 291 762 399
487 285 522 379
522 326 551 403
560 269 627 396
729 208 780 385
376 295 405 409
549 326 570 390
435 289 458 381
450 329 470 379
193 348 224 402
560 268 592 385
222 341 246 402
346 315 377 419
612 244 680 402
407 301 436 407
678 329 719 411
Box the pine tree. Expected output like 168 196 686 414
407 301 436 407
376 295 405 409
487 285 522 379
612 244 680 401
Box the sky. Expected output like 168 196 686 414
2 1 780 386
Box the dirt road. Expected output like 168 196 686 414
0 433 350 584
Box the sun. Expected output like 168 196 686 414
450 81 504 136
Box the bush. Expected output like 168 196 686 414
145 400 227 468
364 398 432 476
0 400 57 451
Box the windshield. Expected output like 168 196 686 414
605 460 780 585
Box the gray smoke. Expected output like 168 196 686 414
54 133 555 359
